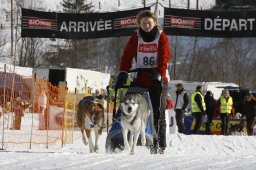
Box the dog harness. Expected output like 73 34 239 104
82 97 103 128
122 111 137 126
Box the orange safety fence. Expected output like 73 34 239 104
0 65 79 150
0 65 116 150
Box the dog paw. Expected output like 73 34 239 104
94 145 99 152
141 138 146 146
82 138 88 145
124 146 131 151
129 151 134 155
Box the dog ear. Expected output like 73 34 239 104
96 103 104 112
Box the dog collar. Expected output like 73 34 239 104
122 112 137 126
130 114 137 126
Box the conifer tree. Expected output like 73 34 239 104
61 0 93 13
48 0 95 68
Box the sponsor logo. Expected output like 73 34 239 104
170 17 196 27
120 17 136 26
138 44 158 53
28 17 53 29
190 119 240 134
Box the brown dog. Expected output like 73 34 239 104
0 102 11 117
77 96 104 153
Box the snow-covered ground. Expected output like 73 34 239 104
1 113 256 170
1 131 256 170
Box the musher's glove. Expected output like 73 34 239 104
114 71 128 88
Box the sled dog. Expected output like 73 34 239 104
120 93 150 155
77 96 104 153
229 120 247 136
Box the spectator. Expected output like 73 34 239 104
166 94 174 109
191 86 206 134
38 87 48 129
95 89 105 100
12 97 24 130
242 92 256 136
174 83 189 134
204 91 216 135
217 90 235 135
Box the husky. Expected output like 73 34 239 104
76 96 105 153
120 93 151 155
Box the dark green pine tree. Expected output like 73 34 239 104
61 0 94 13
48 0 96 68
216 0 256 8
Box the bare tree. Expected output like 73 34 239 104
176 37 255 89
18 38 44 67
0 37 6 58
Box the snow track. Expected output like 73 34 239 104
1 132 256 170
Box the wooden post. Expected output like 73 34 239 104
72 88 77 143
1 64 7 150
106 86 110 134
46 83 50 149
29 73 36 149
61 81 68 147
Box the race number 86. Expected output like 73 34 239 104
143 57 155 66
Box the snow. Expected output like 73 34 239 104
1 131 256 169
1 113 256 169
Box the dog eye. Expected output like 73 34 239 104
125 102 128 105
132 103 135 105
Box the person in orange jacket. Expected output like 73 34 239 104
12 97 24 130
119 10 171 154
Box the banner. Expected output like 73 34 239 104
184 116 241 135
164 8 256 37
166 109 177 134
21 7 149 39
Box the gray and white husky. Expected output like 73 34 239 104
120 93 151 155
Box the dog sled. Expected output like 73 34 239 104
105 69 162 153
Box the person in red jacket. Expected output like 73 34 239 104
166 94 174 109
119 10 171 154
